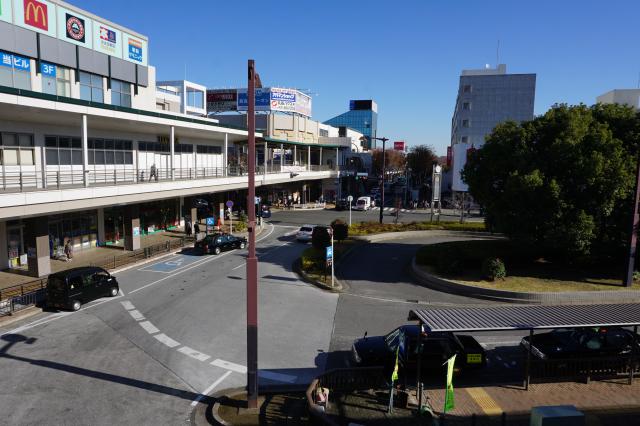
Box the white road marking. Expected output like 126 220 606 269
139 321 159 334
178 346 211 362
258 370 297 383
190 370 232 407
210 359 247 374
118 289 126 296
154 333 181 348
129 223 275 295
232 263 244 271
120 301 135 311
128 310 145 321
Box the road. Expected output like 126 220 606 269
0 210 523 425
0 223 338 425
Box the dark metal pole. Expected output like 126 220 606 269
525 329 533 390
246 59 259 409
416 324 423 411
379 138 387 224
625 157 640 287
630 325 638 385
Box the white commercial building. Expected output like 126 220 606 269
597 89 640 110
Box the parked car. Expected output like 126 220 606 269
296 225 315 242
335 199 350 211
195 232 247 255
351 325 486 377
520 327 640 360
46 267 119 311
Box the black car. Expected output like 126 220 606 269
46 267 119 311
195 233 247 255
335 199 350 211
260 205 272 218
520 327 640 360
351 325 486 377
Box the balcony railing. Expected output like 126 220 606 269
0 165 337 193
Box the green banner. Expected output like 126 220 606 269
444 354 456 413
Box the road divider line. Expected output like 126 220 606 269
139 320 160 334
210 359 247 374
129 223 275 295
120 301 135 311
154 333 181 348
128 310 145 321
190 370 232 407
178 346 211 362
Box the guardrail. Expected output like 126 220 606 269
531 355 640 384
0 237 190 316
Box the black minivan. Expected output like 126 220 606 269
46 267 120 311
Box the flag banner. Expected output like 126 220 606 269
444 354 456 412
391 346 399 382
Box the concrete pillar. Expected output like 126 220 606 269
170 125 175 180
280 144 284 169
224 133 228 176
294 146 297 166
123 205 141 251
319 147 323 169
307 146 311 171
179 196 185 227
336 147 339 169
264 141 268 176
190 207 198 225
97 208 105 246
82 114 89 187
25 217 50 277
0 221 8 270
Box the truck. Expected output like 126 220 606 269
354 196 373 211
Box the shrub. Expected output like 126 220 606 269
301 247 322 272
482 257 506 281
238 211 248 222
312 226 332 250
234 221 247 232
634 271 640 282
331 219 349 241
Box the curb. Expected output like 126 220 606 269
294 258 343 292
351 229 498 243
410 257 640 305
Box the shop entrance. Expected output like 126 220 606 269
6 221 25 269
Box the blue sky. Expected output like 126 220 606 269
79 0 639 155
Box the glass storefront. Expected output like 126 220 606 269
6 221 25 268
48 212 98 256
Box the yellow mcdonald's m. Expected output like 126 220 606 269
24 0 48 31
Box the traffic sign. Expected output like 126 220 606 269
254 196 261 205
347 195 353 202
326 246 333 260
226 200 234 208
206 217 215 226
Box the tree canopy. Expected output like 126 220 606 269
406 144 438 187
371 149 406 176
462 103 640 260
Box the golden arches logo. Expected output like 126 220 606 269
24 0 48 31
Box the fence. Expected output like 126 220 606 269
531 355 640 384
0 237 190 316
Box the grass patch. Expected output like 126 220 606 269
417 240 640 292
348 220 486 236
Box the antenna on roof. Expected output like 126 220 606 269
496 39 500 67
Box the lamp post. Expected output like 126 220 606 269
362 136 389 224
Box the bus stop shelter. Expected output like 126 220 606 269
408 304 640 405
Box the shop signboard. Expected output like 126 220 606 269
0 0 13 24
207 90 237 112
237 87 312 117
270 87 297 113
237 88 271 111
122 32 147 66
93 21 122 59
295 91 312 117
57 5 92 48
326 246 333 267
14 0 57 37
0 52 31 72
133 226 140 237
393 141 406 151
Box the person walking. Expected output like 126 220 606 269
64 239 73 261
194 222 200 239
149 163 158 182
185 221 192 238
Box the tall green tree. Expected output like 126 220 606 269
462 103 640 260
406 144 438 187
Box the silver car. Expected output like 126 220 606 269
296 225 314 242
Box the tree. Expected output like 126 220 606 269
372 149 406 176
462 103 640 260
331 219 349 242
406 145 438 187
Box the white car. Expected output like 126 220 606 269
296 225 314 242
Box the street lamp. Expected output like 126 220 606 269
361 135 389 224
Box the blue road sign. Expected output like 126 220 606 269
226 200 234 208
206 217 215 226
326 246 333 260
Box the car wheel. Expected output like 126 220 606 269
109 287 118 297
71 300 81 311
214 247 221 255
240 242 246 249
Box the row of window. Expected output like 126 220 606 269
196 145 222 154
0 133 34 166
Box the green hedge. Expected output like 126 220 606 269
348 221 486 236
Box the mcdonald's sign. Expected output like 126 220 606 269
24 0 48 31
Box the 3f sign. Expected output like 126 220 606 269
24 0 48 31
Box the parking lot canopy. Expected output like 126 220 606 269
409 304 640 332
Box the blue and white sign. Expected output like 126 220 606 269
40 62 56 77
206 217 215 226
237 88 271 111
326 246 333 260
271 89 296 102
226 200 234 208
0 52 30 71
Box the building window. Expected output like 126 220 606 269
196 145 222 154
79 72 104 103
41 63 71 97
462 119 470 128
319 129 329 137
111 79 131 108
138 141 169 153
463 85 471 94
186 88 204 109
0 52 31 90
156 102 167 111
87 139 133 165
0 133 35 165
45 136 83 166
461 136 469 144
462 102 470 110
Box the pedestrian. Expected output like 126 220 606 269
149 163 158 182
185 221 192 238
64 239 73 261
194 222 200 237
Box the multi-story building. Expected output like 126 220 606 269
597 89 640 110
450 64 535 191
0 0 341 276
324 100 378 150
156 80 207 116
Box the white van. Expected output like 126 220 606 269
354 196 372 211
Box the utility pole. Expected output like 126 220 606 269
246 59 259 408
361 136 389 224
625 157 640 287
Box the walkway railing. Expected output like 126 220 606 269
0 165 336 193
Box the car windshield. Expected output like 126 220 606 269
300 227 312 232
48 276 66 291
384 328 401 350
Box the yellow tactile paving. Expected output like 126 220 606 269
465 387 502 415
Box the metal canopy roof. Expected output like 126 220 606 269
409 304 640 332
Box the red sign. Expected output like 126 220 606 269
447 146 452 167
393 141 405 151
24 0 48 31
